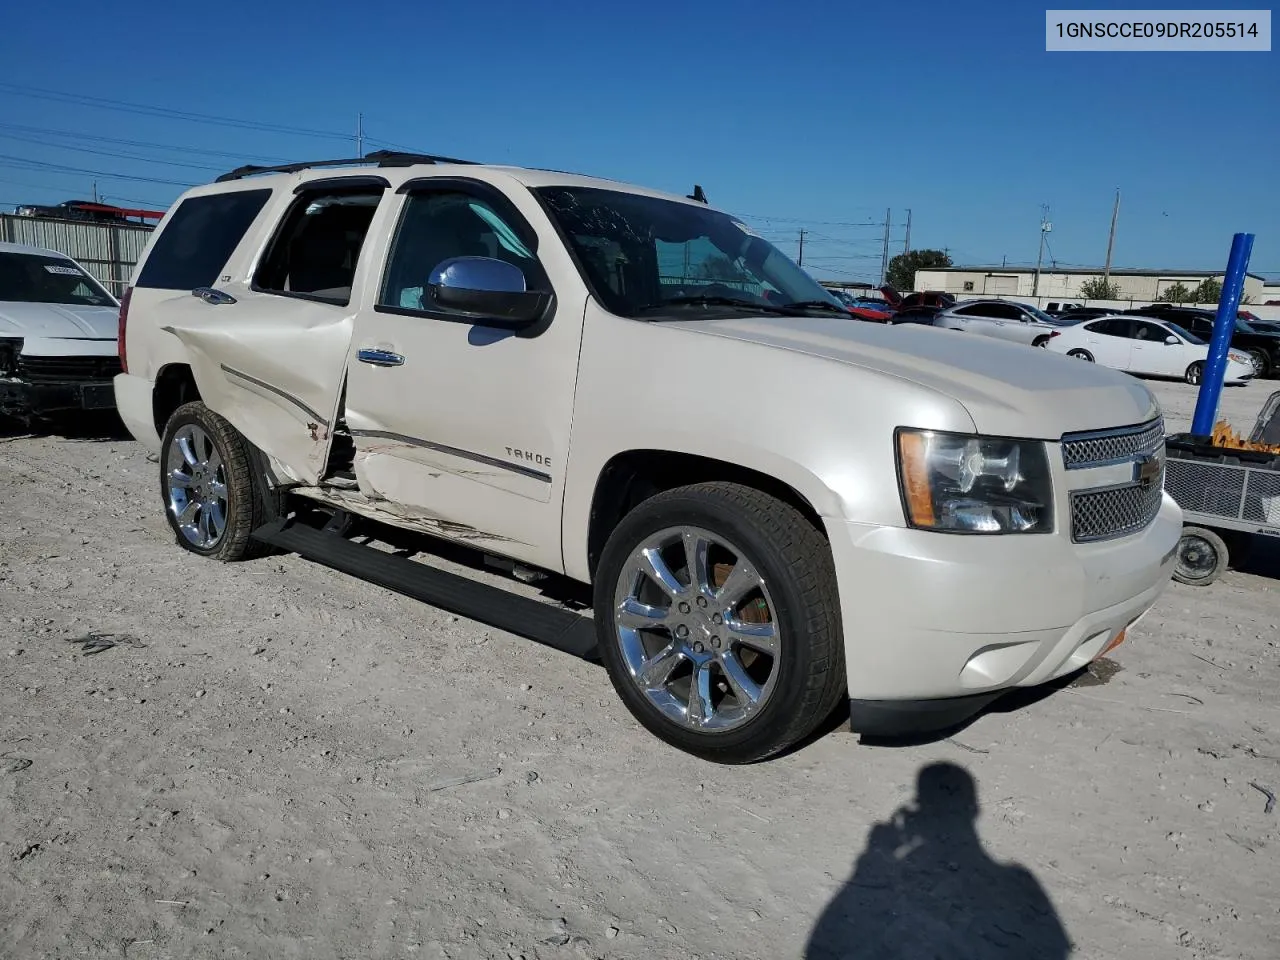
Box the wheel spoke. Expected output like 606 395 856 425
209 479 228 501
686 663 713 726
683 531 712 597
617 596 670 630
176 498 199 526
168 468 194 489
206 451 223 478
639 546 685 600
719 650 763 707
726 617 779 656
715 559 763 609
175 434 199 467
637 642 683 688
207 499 227 538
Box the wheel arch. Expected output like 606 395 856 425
576 448 832 583
152 362 202 437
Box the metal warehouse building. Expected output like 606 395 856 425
914 266 1269 303
0 214 153 297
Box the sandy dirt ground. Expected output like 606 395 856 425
2 377 1279 960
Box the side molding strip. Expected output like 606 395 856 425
350 428 552 483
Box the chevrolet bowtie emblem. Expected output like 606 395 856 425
1134 454 1161 487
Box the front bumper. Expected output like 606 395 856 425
828 492 1181 733
0 377 118 416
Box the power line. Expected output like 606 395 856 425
0 82 353 141
0 121 288 164
0 155 194 187
0 131 224 172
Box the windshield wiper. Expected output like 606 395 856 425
634 295 795 316
783 300 851 315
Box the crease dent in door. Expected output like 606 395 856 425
295 484 530 547
160 315 353 484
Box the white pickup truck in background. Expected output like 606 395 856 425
112 152 1181 762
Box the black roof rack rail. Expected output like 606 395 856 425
215 150 479 183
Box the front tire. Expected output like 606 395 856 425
1185 362 1204 385
159 401 281 561
593 482 846 763
1067 349 1094 362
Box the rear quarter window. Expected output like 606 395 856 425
136 189 272 290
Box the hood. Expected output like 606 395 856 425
668 315 1160 438
0 300 118 340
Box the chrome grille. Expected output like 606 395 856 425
1071 473 1165 542
1061 418 1164 469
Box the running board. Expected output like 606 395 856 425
252 518 599 661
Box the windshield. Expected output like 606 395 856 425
535 187 841 318
1165 322 1206 345
1235 317 1258 333
1023 303 1065 325
0 252 116 307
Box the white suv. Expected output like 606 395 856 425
113 152 1181 762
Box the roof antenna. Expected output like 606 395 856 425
687 184 707 204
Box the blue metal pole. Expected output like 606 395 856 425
1190 232 1255 437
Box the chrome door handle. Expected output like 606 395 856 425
357 348 405 367
192 286 237 305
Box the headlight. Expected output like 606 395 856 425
0 338 22 378
1229 352 1250 364
896 429 1054 534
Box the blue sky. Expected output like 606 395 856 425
1 0 1276 281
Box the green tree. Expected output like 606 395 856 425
1078 276 1122 300
1157 282 1194 303
886 249 952 292
1190 278 1223 303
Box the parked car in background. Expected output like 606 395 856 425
0 242 120 421
890 290 956 310
1125 304 1280 378
825 289 895 322
933 298 1068 346
887 305 943 325
1048 315 1254 385
1044 306 1113 323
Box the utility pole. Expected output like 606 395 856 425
902 208 912 257
91 181 98 204
1032 204 1052 297
880 207 891 284
1102 187 1120 285
356 112 364 157
798 229 805 267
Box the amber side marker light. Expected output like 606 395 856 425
897 431 937 527
1097 628 1126 660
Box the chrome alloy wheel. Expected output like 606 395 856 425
612 526 781 733
164 424 229 549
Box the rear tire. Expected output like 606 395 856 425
1185 362 1204 385
1172 526 1228 586
1033 336 1051 348
593 482 846 763
1067 349 1094 362
159 401 282 561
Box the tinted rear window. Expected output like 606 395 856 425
136 189 272 290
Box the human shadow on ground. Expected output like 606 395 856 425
805 762 1071 959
